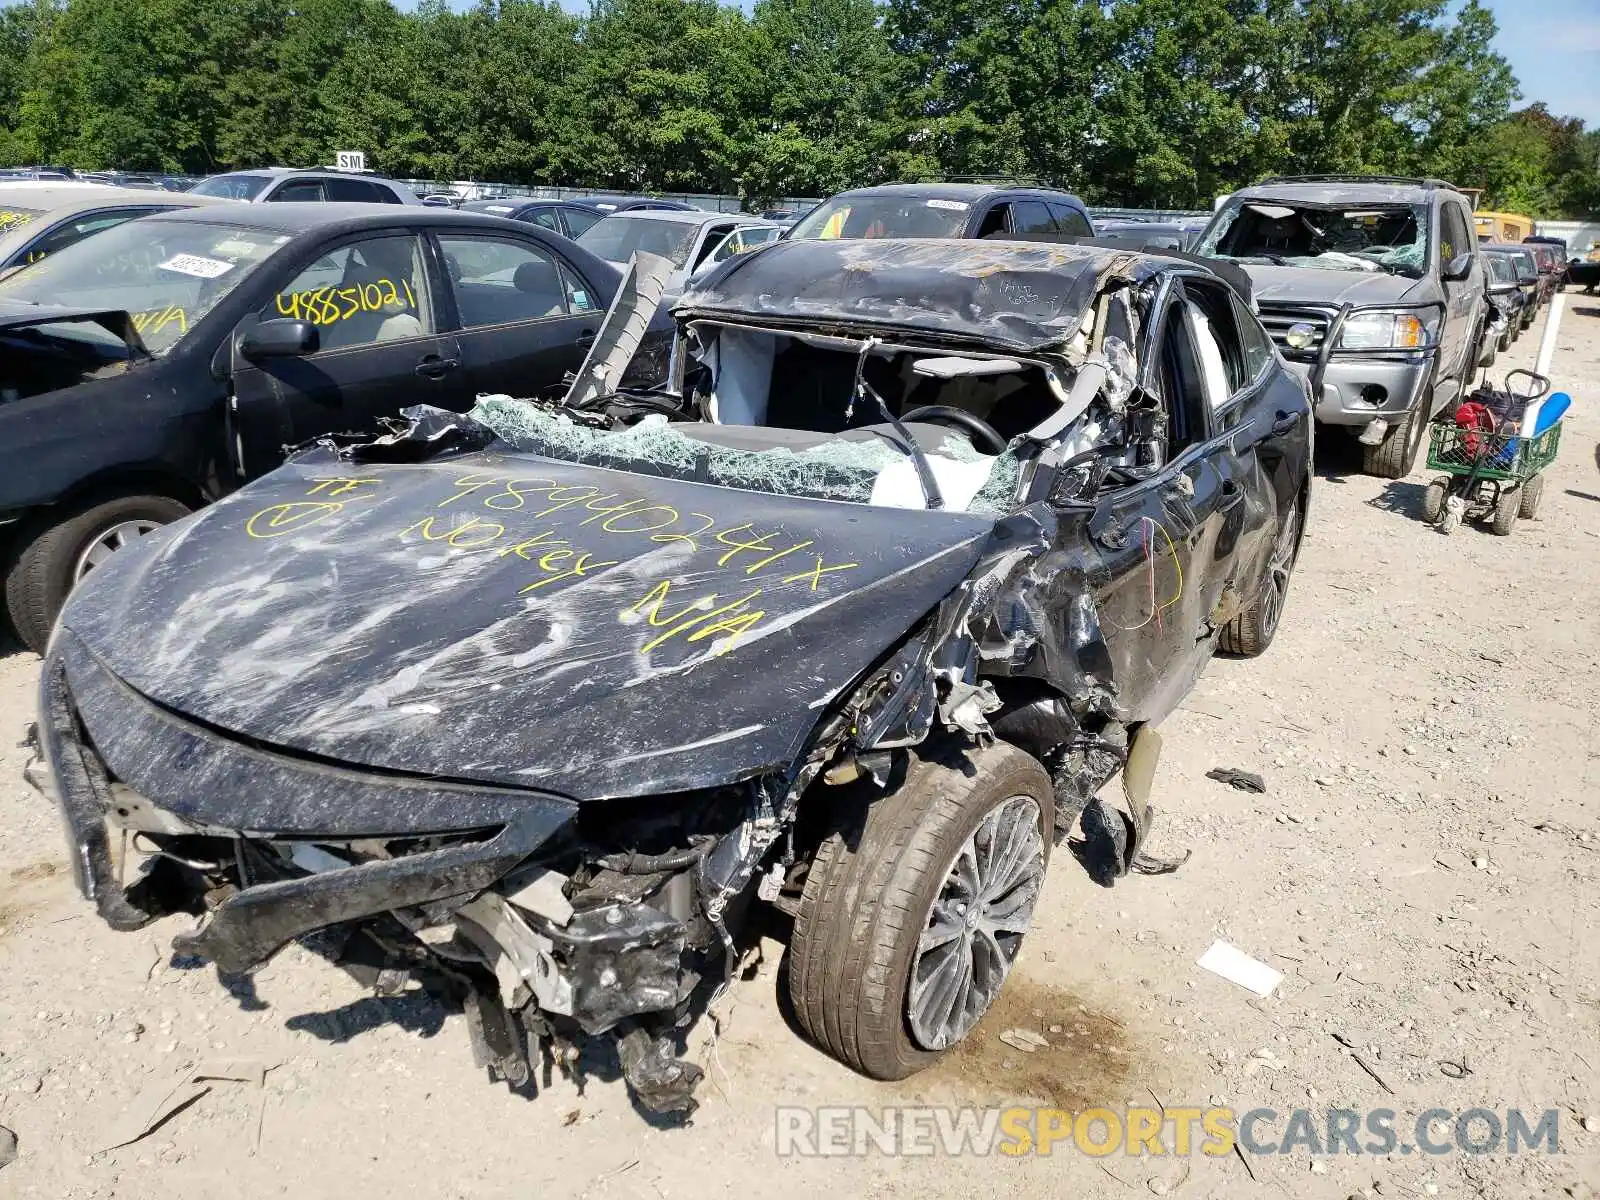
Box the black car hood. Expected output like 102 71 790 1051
60 447 996 803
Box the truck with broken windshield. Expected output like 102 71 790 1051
27 238 1311 1117
1195 175 1487 478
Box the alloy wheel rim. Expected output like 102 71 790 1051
1258 502 1300 637
906 794 1046 1052
73 520 162 582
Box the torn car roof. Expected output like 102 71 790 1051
675 238 1155 356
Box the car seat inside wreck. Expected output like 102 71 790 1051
26 238 1305 1119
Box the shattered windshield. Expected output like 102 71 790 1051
789 195 972 240
1196 200 1430 277
474 401 1021 515
577 216 698 267
0 220 288 353
467 318 1058 515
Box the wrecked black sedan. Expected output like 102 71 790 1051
27 238 1310 1115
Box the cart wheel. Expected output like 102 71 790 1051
1422 478 1448 524
1518 474 1545 520
1491 487 1519 535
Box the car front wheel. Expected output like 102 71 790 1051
1362 402 1429 478
4 494 189 654
1219 496 1301 656
787 741 1052 1080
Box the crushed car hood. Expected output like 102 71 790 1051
59 446 996 804
1243 265 1422 308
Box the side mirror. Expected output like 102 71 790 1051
1443 253 1474 282
239 319 319 361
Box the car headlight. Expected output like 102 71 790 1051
1339 311 1429 350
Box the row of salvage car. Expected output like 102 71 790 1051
12 174 1322 1115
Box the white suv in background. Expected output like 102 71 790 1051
188 168 421 205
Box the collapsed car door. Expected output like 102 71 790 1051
1075 276 1255 720
227 231 468 479
432 230 604 401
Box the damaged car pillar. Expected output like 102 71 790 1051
25 237 1311 1116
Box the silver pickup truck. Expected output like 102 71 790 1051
1194 175 1488 478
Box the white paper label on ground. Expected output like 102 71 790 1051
1197 939 1283 997
158 253 234 279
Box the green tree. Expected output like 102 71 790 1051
567 0 738 192
887 0 1107 183
724 0 905 201
0 0 1593 216
0 2 57 163
461 0 588 184
1084 0 1252 207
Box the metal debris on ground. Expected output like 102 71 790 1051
0 1124 16 1170
998 1028 1051 1054
1205 767 1266 793
1232 1140 1258 1182
99 1058 270 1153
1196 939 1283 997
1331 1035 1395 1095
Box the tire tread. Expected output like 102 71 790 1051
787 742 1051 1080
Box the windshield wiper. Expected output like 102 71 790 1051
847 337 944 510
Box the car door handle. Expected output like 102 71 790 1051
575 330 597 350
1218 478 1245 509
1269 409 1303 436
415 355 460 380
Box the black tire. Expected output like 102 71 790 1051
1362 403 1428 479
1422 478 1448 524
1490 486 1518 536
4 494 189 654
1517 473 1545 520
1219 495 1302 656
787 741 1053 1081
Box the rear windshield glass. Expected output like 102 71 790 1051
1487 250 1537 281
577 216 698 267
0 220 288 353
789 195 971 240
189 174 271 201
1196 201 1431 277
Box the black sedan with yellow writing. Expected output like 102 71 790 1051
0 203 669 653
26 239 1311 1118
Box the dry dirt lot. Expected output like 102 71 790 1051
1 297 1598 1200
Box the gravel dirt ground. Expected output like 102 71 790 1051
1 296 1598 1200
